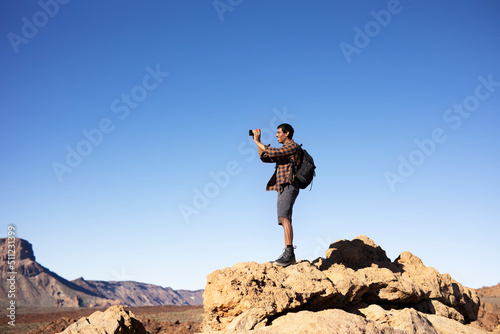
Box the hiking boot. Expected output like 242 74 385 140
273 246 296 267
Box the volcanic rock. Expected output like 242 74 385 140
202 235 481 333
57 305 145 334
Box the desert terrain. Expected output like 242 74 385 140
0 305 203 334
1 237 498 333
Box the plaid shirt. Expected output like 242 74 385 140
260 140 301 192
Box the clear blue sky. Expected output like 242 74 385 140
1 1 499 291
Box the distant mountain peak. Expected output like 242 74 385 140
1 238 35 261
0 238 203 308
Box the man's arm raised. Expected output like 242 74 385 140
253 129 266 156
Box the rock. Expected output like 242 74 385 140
395 251 478 322
202 261 338 332
204 307 488 334
358 304 436 333
202 235 481 333
425 314 487 334
242 309 407 334
317 235 394 270
471 283 500 333
358 304 487 334
57 305 145 334
205 308 415 334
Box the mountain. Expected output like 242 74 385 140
71 277 203 307
0 238 202 308
0 238 113 308
176 289 204 305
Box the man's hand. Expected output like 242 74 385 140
253 128 266 156
253 128 261 143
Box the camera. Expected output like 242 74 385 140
249 128 260 137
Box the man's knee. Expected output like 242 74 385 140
278 216 291 226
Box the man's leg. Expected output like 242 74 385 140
274 217 296 266
273 185 299 267
279 217 293 246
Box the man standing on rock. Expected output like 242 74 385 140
252 123 301 267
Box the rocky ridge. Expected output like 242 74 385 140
0 238 202 308
479 284 500 299
202 235 482 333
0 238 114 308
71 277 203 307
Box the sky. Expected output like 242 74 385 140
1 1 499 291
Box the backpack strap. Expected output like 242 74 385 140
288 143 303 186
294 144 314 191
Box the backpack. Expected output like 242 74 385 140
293 145 316 190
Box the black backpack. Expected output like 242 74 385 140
293 145 316 190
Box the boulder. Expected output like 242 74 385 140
57 305 146 334
202 261 339 331
205 307 487 334
236 309 407 334
202 235 480 333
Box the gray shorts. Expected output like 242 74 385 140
277 184 299 225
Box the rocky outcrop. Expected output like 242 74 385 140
202 235 481 333
57 305 145 334
0 238 203 308
225 307 486 334
0 238 115 308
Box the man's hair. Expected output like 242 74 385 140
278 123 294 139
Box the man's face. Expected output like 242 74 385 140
276 128 289 144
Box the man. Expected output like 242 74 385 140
252 123 301 267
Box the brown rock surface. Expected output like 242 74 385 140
57 305 146 334
474 302 500 333
478 284 500 298
471 284 500 333
203 260 339 331
139 317 200 334
202 235 481 333
236 309 407 334
29 317 78 334
205 307 488 334
13 305 203 334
